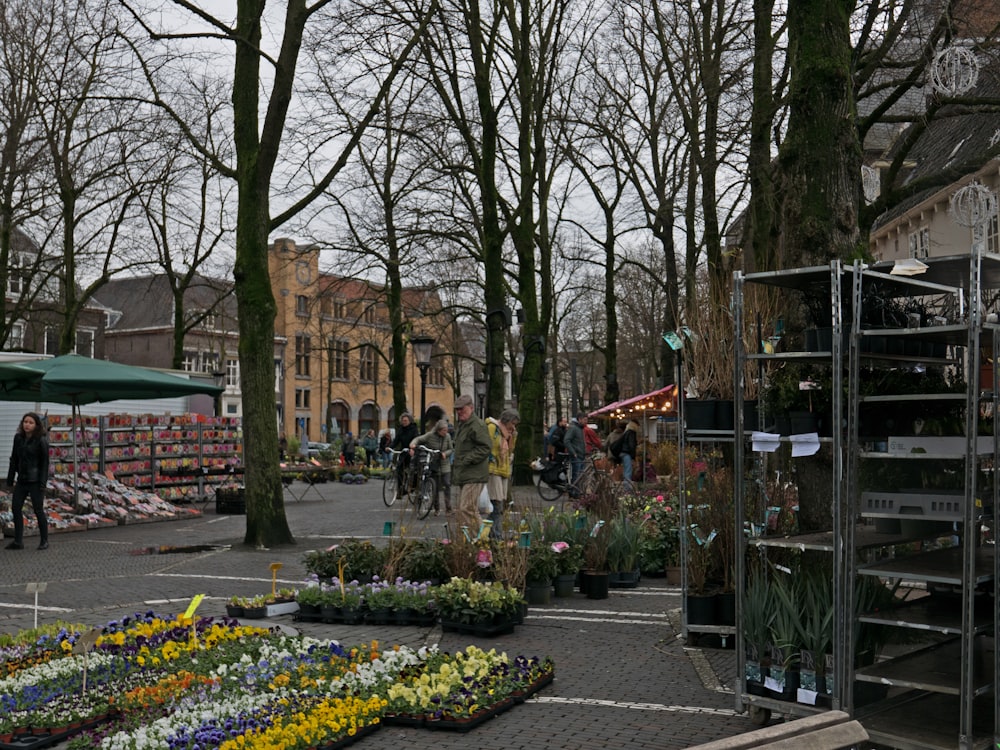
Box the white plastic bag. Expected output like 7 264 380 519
477 485 493 514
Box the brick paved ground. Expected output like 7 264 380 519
0 478 755 749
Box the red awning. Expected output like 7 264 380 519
588 384 677 419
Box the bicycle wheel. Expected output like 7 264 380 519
383 471 397 506
575 466 596 497
537 477 563 502
416 476 436 519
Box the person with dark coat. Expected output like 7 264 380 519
6 412 50 550
546 416 568 458
341 431 356 465
390 412 419 498
564 413 587 486
619 420 640 490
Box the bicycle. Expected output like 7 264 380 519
537 452 614 501
383 449 408 507
383 447 436 520
410 445 441 520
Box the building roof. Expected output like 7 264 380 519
100 274 235 332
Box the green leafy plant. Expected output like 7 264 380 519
768 569 802 670
606 513 644 573
742 564 775 659
526 545 559 583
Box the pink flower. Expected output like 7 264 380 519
656 495 664 503
550 541 569 553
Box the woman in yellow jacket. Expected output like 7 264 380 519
486 408 520 537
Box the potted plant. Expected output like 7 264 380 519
318 578 365 623
767 570 802 701
434 577 524 634
363 578 396 624
550 541 583 597
742 566 774 696
398 538 450 584
295 578 326 618
525 545 558 605
639 495 680 581
684 507 717 624
607 513 643 587
793 567 834 705
582 520 611 599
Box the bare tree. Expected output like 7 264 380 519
123 0 438 546
129 112 235 370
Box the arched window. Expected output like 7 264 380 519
387 406 396 427
327 401 349 438
359 403 380 434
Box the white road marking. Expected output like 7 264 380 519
530 696 739 716
0 602 74 612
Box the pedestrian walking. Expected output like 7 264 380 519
564 413 587 487
341 431 356 465
6 412 50 550
486 408 519 536
361 429 378 468
451 394 491 533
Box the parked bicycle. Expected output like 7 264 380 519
537 452 616 502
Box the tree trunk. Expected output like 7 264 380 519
778 0 860 267
234 0 293 547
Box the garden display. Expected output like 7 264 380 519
0 610 554 750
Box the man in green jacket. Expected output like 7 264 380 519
452 394 492 534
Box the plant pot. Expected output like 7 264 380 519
685 400 717 431
225 605 244 618
584 571 610 600
553 574 576 597
714 400 735 431
686 592 717 625
525 580 552 606
742 400 760 432
242 606 266 619
610 569 640 588
716 590 736 625
665 566 682 585
320 604 341 623
788 410 818 435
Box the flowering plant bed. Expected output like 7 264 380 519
0 611 553 750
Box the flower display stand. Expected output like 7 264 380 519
265 601 299 617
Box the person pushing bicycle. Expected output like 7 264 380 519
390 412 419 501
410 419 453 515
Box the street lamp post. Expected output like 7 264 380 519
474 369 488 418
410 334 436 430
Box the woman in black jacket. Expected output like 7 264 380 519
6 412 50 550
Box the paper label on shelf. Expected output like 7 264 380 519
789 432 820 456
887 436 993 454
796 688 818 705
751 432 780 453
764 676 784 692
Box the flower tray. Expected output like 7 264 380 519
440 618 517 637
294 610 324 622
426 698 515 732
0 717 109 750
383 713 425 728
511 671 555 703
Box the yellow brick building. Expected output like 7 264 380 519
269 238 454 444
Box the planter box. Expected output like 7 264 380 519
265 601 299 617
215 487 246 515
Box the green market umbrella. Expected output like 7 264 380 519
0 354 223 498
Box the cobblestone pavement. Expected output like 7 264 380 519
0 478 755 749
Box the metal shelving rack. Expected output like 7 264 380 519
731 261 850 724
843 253 1000 750
730 252 1000 747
